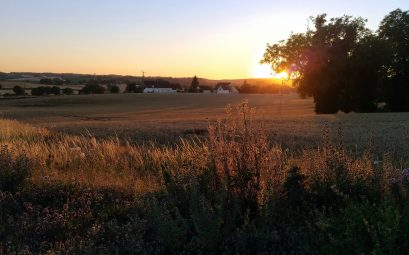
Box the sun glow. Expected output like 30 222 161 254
251 64 273 78
274 70 289 79
251 63 289 80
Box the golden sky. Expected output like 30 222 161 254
1 1 406 79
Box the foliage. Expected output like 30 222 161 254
189 75 200 92
1 103 409 253
39 78 64 85
109 85 120 93
31 86 61 96
12 85 25 95
239 80 260 93
80 84 106 94
0 146 32 192
62 87 74 95
378 9 409 111
262 9 409 113
238 80 281 94
39 78 53 85
125 82 143 93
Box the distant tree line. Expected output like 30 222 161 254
4 85 74 96
238 80 285 94
262 9 409 113
31 86 61 96
80 84 106 94
39 78 65 85
78 79 121 94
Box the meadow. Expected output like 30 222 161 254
2 94 409 254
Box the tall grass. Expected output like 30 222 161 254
1 101 409 254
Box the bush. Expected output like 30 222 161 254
318 200 401 255
125 83 143 93
12 85 25 95
109 85 120 93
40 78 53 85
62 87 74 95
50 86 61 95
80 84 105 94
0 146 31 191
40 78 64 85
31 86 61 96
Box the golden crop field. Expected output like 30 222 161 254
1 93 409 158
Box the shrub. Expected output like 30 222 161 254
125 83 143 93
31 86 61 96
80 84 105 94
0 146 31 191
318 199 401 255
109 85 120 93
40 78 53 85
62 87 74 95
12 85 25 95
50 86 61 95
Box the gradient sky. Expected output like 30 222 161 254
1 1 408 79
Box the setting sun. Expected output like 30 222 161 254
274 71 289 79
251 63 289 80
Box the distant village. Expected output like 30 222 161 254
140 79 239 94
0 72 293 97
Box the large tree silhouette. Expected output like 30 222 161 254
262 14 373 113
262 9 409 113
378 9 409 111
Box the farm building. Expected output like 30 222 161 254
143 80 182 93
215 83 239 94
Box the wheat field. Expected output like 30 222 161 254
1 93 409 158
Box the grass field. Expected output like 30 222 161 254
2 95 409 253
1 93 409 158
1 102 409 254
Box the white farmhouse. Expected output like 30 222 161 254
143 80 182 93
215 83 239 94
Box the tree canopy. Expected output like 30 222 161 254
378 9 409 111
189 76 200 92
13 85 25 96
262 9 409 113
31 86 61 96
80 84 106 94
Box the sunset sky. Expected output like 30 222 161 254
1 0 408 79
